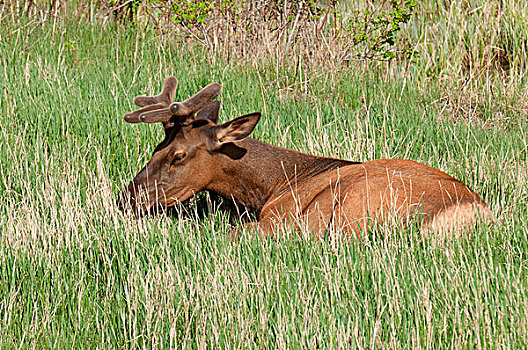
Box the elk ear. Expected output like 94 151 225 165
215 112 261 144
196 101 220 123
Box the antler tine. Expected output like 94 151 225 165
136 107 177 124
124 76 178 123
133 76 178 107
135 103 193 124
124 103 169 123
180 82 222 114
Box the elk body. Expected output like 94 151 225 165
118 77 491 237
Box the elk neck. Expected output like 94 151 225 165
206 138 360 215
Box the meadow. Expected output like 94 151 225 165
0 0 527 348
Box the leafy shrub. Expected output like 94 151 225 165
114 0 418 66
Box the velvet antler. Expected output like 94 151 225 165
124 76 221 125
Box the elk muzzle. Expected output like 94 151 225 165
117 166 158 214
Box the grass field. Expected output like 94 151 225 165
0 1 527 348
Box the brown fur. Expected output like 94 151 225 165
119 78 491 238
207 140 491 237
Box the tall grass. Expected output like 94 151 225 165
403 0 528 125
0 1 527 348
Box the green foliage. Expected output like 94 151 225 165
341 0 418 61
109 0 418 64
168 0 227 25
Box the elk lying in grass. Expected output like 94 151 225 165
118 76 492 237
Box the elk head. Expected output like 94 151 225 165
118 76 220 212
118 76 260 214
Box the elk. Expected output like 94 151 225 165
118 76 492 237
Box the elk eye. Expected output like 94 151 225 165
171 150 186 165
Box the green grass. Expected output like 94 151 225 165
1 4 528 348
